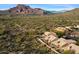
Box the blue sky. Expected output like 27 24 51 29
0 4 79 11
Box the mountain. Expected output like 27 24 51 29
0 10 9 14
43 10 66 15
0 4 66 15
8 4 45 15
0 4 44 15
0 4 79 15
63 8 79 13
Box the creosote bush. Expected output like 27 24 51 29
62 50 75 54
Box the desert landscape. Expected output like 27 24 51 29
0 4 79 54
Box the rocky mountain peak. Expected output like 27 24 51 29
16 4 31 9
8 4 44 15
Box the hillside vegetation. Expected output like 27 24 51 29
0 9 79 53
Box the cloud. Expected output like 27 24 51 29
51 4 75 8
44 4 76 11
0 8 9 10
0 4 77 11
45 8 74 11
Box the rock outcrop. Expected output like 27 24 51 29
41 26 79 54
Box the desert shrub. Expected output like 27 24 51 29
53 27 66 38
55 31 65 38
62 50 75 54
75 38 79 46
0 24 5 34
0 11 79 53
53 30 65 38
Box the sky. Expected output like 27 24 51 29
0 4 79 11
